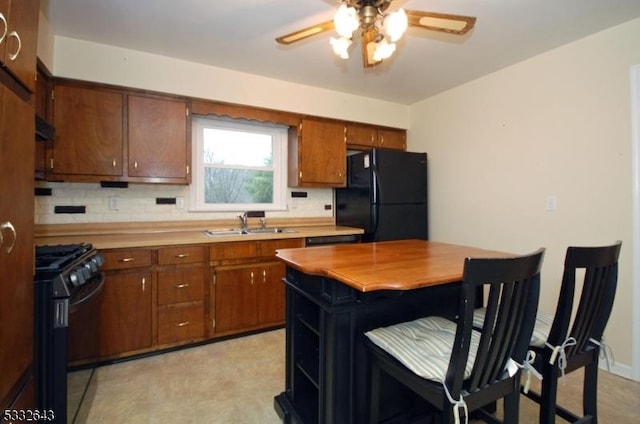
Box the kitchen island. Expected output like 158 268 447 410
273 240 510 424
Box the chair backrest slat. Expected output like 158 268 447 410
551 242 621 359
451 249 544 395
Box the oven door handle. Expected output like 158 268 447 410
69 273 105 310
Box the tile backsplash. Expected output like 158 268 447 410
35 182 334 225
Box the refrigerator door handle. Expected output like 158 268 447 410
371 167 379 204
371 167 380 237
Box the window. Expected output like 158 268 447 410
190 116 288 211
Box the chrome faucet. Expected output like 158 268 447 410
237 212 248 229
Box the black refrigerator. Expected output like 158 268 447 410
336 149 428 242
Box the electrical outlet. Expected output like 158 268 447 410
545 195 557 211
176 197 185 209
109 196 120 211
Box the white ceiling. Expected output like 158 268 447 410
42 0 640 105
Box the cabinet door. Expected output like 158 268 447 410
99 270 152 357
214 266 258 334
0 85 34 404
257 262 286 326
51 84 124 177
127 95 189 182
0 0 39 92
293 119 346 187
345 123 377 149
377 128 406 150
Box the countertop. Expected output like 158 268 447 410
276 239 511 292
35 219 363 250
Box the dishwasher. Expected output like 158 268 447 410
305 234 361 247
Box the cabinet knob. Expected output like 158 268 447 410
134 161 138 169
112 159 117 168
141 277 146 292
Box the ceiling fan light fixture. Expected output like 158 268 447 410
330 36 352 59
333 4 359 38
383 8 408 42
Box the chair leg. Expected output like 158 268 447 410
503 386 520 424
583 359 599 423
539 364 560 424
369 360 381 424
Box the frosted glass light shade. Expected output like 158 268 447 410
383 8 408 42
334 4 359 38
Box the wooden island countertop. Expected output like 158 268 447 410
275 239 510 292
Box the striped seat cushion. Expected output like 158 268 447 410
472 308 553 348
365 316 480 384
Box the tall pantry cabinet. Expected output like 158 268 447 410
0 0 39 417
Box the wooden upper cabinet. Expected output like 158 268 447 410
288 118 346 187
345 123 378 148
346 123 406 151
377 128 406 150
127 95 190 183
0 0 39 92
49 80 190 183
51 83 124 178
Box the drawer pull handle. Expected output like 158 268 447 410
176 253 189 258
0 13 7 44
176 321 190 327
120 257 135 262
176 283 190 289
7 30 21 61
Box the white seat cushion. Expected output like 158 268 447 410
365 316 480 384
472 308 553 348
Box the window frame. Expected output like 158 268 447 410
190 116 288 212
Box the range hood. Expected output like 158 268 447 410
36 115 55 141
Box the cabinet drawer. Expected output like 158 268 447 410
157 245 205 266
102 249 153 271
259 238 304 257
158 305 204 345
210 241 259 261
157 268 205 305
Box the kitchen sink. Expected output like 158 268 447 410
204 227 296 237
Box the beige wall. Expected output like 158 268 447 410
49 37 409 129
408 18 640 375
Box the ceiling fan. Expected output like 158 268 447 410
275 0 476 68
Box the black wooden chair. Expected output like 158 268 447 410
364 248 545 424
520 241 622 424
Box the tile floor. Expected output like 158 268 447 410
68 329 284 424
68 328 640 423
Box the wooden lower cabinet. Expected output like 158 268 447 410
156 265 206 346
158 303 204 345
213 261 286 336
77 239 305 363
98 269 153 357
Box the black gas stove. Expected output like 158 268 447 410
35 243 105 424
35 243 105 302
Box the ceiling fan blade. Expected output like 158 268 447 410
405 10 476 35
275 20 335 45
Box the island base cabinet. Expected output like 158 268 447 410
276 267 463 424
